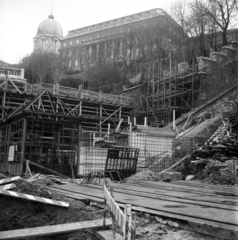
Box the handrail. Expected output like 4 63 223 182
1 80 132 106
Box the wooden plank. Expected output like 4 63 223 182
0 218 112 240
0 176 21 185
96 230 123 240
0 190 69 208
50 184 238 226
172 180 238 190
133 181 238 196
84 183 238 210
0 183 16 190
139 180 238 193
26 173 42 182
67 183 238 209
50 188 104 203
105 182 238 203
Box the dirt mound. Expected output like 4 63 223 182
0 177 103 240
193 161 238 185
126 170 157 183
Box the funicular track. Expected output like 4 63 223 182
51 180 238 240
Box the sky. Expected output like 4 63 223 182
0 0 175 64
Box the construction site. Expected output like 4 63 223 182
1 38 238 239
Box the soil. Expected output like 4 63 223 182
0 178 104 240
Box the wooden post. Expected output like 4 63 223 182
55 83 59 95
144 117 147 126
77 125 82 177
25 160 32 178
129 122 132 132
123 206 127 240
110 188 116 240
103 196 107 229
131 212 136 240
99 90 103 102
78 85 82 100
134 117 136 126
233 160 237 176
20 118 27 175
173 110 176 129
2 92 6 119
128 116 130 124
108 123 110 141
126 204 132 240
99 104 102 136
53 85 56 95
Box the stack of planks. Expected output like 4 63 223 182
193 114 238 162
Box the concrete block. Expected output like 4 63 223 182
222 46 237 60
231 41 238 50
210 52 227 65
197 57 217 72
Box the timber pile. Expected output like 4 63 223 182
186 114 238 184
192 114 238 161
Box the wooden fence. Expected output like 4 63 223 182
103 184 135 240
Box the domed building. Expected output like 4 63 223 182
33 14 63 54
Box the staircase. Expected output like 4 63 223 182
167 41 238 134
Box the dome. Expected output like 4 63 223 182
36 14 63 38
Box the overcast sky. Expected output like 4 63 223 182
0 0 177 64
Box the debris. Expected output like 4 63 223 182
25 160 68 179
186 175 194 181
156 171 183 182
155 217 164 223
26 173 42 182
126 170 156 183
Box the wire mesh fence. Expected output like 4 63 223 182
78 130 208 176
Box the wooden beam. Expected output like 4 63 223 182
0 176 21 185
96 230 123 240
0 183 16 190
0 190 69 208
0 218 112 240
26 160 68 179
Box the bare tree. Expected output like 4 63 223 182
201 0 238 46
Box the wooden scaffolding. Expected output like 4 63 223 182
0 68 132 176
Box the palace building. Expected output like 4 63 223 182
60 8 185 72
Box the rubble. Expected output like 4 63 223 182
187 114 238 184
125 170 157 183
0 174 104 240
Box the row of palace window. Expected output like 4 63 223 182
62 40 124 59
62 27 126 48
67 11 151 37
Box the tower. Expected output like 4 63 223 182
33 13 63 54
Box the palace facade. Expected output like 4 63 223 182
60 8 186 72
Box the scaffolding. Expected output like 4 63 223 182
0 67 132 176
141 59 206 126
